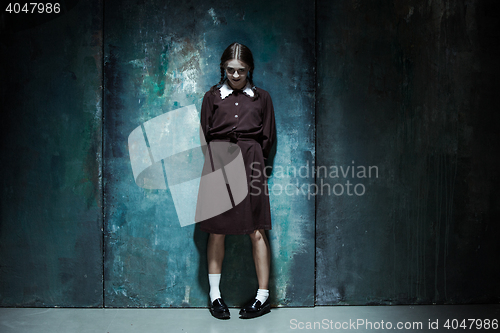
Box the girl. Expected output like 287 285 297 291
199 42 276 319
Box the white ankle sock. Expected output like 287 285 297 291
209 274 221 302
255 289 269 304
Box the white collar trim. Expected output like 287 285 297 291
219 81 255 99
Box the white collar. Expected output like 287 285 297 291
219 80 255 99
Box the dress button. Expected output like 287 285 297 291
235 115 238 118
235 102 239 106
232 126 236 129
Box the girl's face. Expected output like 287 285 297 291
225 59 249 90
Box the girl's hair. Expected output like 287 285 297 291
210 42 260 100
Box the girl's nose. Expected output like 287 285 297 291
233 71 240 78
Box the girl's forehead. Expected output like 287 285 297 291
226 59 248 68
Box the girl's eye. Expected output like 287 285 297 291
226 68 246 74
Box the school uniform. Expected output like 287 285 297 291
199 81 276 235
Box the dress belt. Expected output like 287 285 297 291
210 132 258 144
228 131 240 143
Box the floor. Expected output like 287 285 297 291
1 304 499 332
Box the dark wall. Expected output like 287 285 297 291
1 0 499 307
0 0 103 306
316 0 500 304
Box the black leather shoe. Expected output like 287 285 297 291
239 298 271 319
210 298 230 319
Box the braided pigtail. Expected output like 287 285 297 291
209 66 226 95
247 70 260 101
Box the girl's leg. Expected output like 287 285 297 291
239 229 271 318
249 229 271 289
207 233 230 319
207 233 226 305
207 233 226 274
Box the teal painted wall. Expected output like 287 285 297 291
103 0 315 307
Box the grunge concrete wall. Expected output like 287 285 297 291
0 0 103 306
316 0 500 305
1 0 499 308
102 0 315 307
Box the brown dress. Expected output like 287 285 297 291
199 82 276 235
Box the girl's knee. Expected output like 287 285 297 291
249 229 265 242
209 233 226 241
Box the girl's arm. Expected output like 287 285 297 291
261 91 276 160
200 92 214 144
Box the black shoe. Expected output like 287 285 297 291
210 298 230 319
239 298 271 319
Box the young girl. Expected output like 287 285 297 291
199 42 276 319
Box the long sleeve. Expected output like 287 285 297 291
200 91 214 143
261 91 276 160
